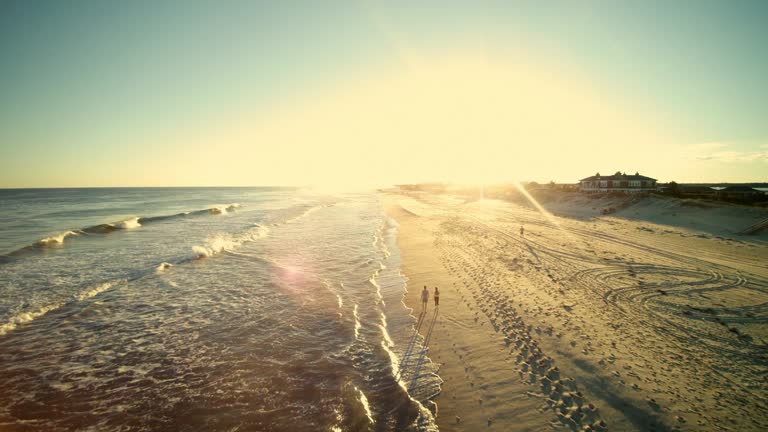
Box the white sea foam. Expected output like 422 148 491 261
381 337 401 379
115 217 141 229
0 279 127 336
376 215 441 431
209 203 241 215
380 317 440 432
34 230 81 247
192 239 230 258
76 279 125 301
379 313 394 346
155 262 173 273
355 386 375 425
378 311 402 379
373 223 391 258
369 273 385 306
353 304 361 340
0 303 64 335
245 224 270 241
12 203 249 256
287 205 323 223
192 224 270 258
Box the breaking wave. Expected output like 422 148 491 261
81 217 144 234
1 217 271 336
33 230 82 247
0 303 63 336
155 262 173 273
1 215 258 336
192 224 270 259
3 204 243 259
270 203 333 226
0 279 127 336
116 217 141 230
289 204 322 222
76 279 126 301
208 203 240 215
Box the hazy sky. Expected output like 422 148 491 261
1 0 766 187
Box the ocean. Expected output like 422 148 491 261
0 188 441 431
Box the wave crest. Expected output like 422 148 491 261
209 203 241 215
0 279 125 336
3 204 246 261
192 224 270 259
0 303 63 336
76 279 125 301
116 217 141 229
155 262 173 273
192 237 233 258
33 230 82 247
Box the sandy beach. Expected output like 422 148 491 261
384 191 768 431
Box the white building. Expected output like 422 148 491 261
579 171 657 193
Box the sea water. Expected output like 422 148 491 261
0 188 441 431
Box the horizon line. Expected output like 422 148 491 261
2 180 768 190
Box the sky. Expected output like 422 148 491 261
1 0 767 188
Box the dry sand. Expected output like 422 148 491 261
384 191 768 431
518 190 768 242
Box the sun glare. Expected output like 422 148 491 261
224 53 669 187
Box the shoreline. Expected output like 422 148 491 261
385 195 551 431
384 191 768 431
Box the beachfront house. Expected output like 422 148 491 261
579 171 657 193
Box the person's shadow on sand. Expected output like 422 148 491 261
407 309 439 394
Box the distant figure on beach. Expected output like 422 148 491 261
421 286 429 311
520 225 525 237
434 287 440 307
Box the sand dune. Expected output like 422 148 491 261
517 190 768 243
385 192 768 431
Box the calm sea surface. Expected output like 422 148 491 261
0 188 440 431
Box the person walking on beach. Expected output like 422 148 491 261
520 225 525 237
434 287 440 307
421 286 429 311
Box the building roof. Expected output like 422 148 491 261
719 186 763 192
579 171 657 182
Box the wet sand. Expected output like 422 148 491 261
384 191 768 431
